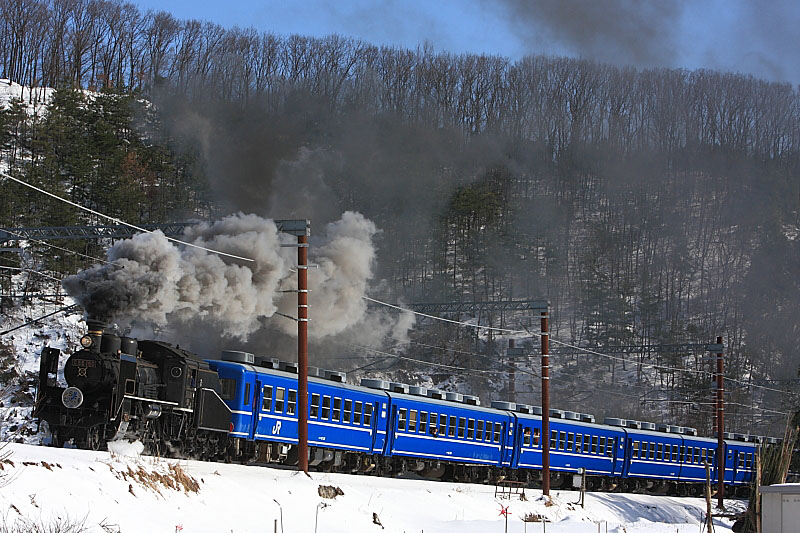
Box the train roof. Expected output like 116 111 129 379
387 390 511 416
209 358 765 446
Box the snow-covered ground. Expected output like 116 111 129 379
0 442 744 533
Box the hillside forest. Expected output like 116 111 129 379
1 0 799 436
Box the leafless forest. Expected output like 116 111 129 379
1 0 799 434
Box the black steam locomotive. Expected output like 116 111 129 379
34 320 232 457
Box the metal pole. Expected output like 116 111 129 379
716 336 725 508
509 338 516 402
298 234 309 474
541 309 550 497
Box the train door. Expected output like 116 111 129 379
369 401 382 453
249 379 261 440
501 419 514 467
386 404 398 455
613 435 626 476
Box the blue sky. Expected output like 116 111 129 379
131 0 800 84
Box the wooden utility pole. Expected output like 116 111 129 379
541 309 550 497
298 233 309 474
715 336 725 508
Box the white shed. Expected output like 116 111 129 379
760 484 800 533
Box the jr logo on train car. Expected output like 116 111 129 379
272 421 282 435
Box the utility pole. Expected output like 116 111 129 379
715 336 725 508
297 232 309 474
541 308 550 497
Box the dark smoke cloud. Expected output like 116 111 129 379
493 0 685 68
492 0 800 83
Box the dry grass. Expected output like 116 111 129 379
112 460 200 497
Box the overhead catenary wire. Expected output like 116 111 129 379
363 295 798 398
0 265 63 281
3 174 254 262
343 341 791 416
1 227 118 266
0 304 81 336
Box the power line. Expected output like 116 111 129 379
0 265 62 281
3 174 254 263
364 296 799 398
1 227 117 266
0 304 80 336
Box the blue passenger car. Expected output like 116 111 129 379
208 360 389 460
677 435 719 483
513 415 625 479
723 439 757 485
622 428 684 485
385 391 513 468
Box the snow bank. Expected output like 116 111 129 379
0 443 743 532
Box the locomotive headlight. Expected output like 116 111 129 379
80 335 93 348
62 386 84 409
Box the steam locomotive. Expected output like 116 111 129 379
34 320 231 458
35 321 764 496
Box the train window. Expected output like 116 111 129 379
364 403 373 425
701 448 707 464
673 445 679 462
332 398 342 422
607 438 614 457
656 444 663 461
583 435 590 453
262 386 273 411
419 412 427 433
398 408 407 431
220 379 236 400
409 410 417 432
493 423 502 443
429 413 438 434
738 454 744 468
550 431 558 449
448 416 456 437
559 432 566 450
275 388 285 413
244 383 251 406
354 401 363 424
567 433 574 451
533 428 541 447
467 419 475 439
523 427 531 446
649 442 655 460
344 399 353 423
310 393 319 417
441 416 448 437
476 420 484 441
287 390 297 415
321 396 331 419
598 436 606 455
485 421 493 441
632 441 639 459
591 435 597 453
575 434 582 453
693 448 700 463
458 418 466 439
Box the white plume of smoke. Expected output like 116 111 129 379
63 214 291 338
63 211 415 343
275 211 415 343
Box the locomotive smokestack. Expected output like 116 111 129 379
86 318 106 352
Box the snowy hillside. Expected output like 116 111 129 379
0 442 744 533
